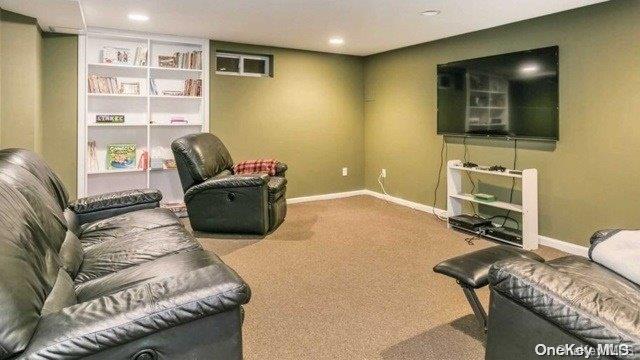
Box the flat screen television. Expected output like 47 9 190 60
437 46 559 141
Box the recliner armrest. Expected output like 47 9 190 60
21 261 251 358
69 189 162 224
275 162 287 177
185 174 268 202
489 257 640 352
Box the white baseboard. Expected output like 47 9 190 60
286 190 367 204
538 235 588 257
287 188 587 257
361 189 449 218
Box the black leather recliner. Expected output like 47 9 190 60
0 148 250 360
486 234 640 359
172 133 287 235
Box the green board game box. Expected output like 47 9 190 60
107 144 136 169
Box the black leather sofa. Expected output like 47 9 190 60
486 235 640 359
0 148 251 359
172 133 287 235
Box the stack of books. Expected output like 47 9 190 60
88 75 119 94
183 79 202 97
133 46 148 66
175 51 202 69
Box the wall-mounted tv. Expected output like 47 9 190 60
437 46 559 141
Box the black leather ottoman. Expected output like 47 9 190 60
433 245 544 331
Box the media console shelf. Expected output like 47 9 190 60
447 160 538 249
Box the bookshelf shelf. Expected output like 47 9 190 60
87 168 146 175
150 123 203 127
149 66 202 73
88 93 147 98
149 95 202 99
79 30 209 205
88 63 147 70
88 123 148 127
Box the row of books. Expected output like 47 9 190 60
184 79 202 97
88 75 119 94
158 51 202 70
133 47 148 66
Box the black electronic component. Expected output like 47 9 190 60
449 214 493 232
485 226 523 245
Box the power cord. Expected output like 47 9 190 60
500 139 518 228
463 137 479 216
378 171 390 197
431 136 448 221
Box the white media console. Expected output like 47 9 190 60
446 159 539 249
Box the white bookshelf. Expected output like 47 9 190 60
77 30 209 205
447 159 538 250
465 72 509 133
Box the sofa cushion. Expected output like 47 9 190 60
490 255 640 353
0 148 69 210
0 159 68 251
64 208 81 236
79 207 181 247
0 181 63 358
41 270 77 316
59 231 84 277
75 224 200 284
268 176 287 203
75 250 224 301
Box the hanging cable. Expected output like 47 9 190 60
501 139 518 227
463 137 479 216
431 136 448 221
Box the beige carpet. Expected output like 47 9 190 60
188 195 565 360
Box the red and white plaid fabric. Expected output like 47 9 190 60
233 159 278 176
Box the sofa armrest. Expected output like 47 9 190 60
69 188 162 224
21 262 251 358
489 257 640 352
184 174 268 202
275 162 288 177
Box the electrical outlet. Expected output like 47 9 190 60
342 167 348 176
381 169 387 178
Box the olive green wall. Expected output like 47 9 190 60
210 41 365 198
363 0 640 246
42 33 78 199
0 10 43 151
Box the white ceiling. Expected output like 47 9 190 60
1 0 608 56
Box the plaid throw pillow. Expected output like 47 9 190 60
233 159 278 176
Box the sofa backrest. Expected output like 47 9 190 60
0 148 69 210
171 133 234 190
0 180 75 359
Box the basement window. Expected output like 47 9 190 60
216 52 272 77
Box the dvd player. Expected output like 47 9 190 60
485 226 523 245
448 214 492 232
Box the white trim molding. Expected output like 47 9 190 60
538 235 588 257
286 190 367 204
287 188 588 257
361 190 449 218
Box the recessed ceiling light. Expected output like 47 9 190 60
329 37 344 45
128 13 149 22
420 10 441 16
